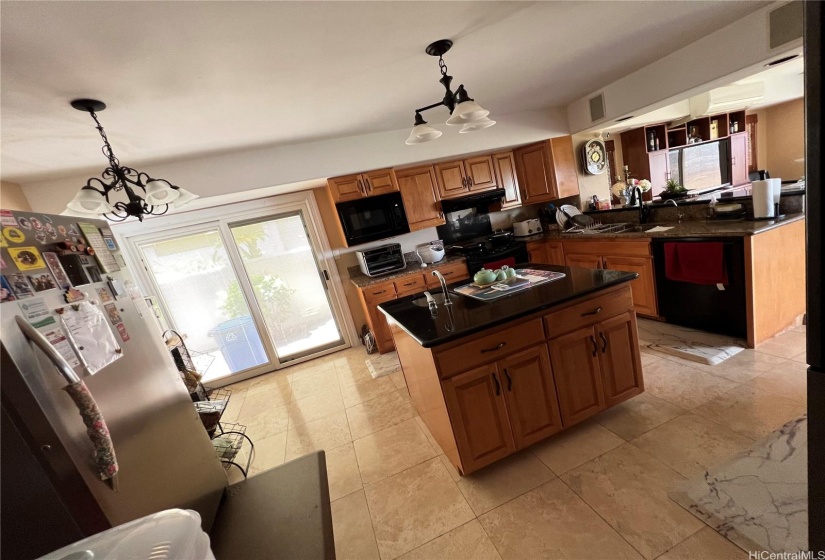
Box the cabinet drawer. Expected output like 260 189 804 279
435 318 545 377
394 274 427 296
425 261 469 289
362 282 397 303
544 286 633 338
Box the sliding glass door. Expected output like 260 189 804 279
229 212 343 361
133 200 349 385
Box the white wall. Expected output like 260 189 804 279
20 107 568 214
567 2 803 134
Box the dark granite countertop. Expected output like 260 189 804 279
519 213 804 242
349 254 467 289
378 264 637 348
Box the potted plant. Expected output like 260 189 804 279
660 179 688 200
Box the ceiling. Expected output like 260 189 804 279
1 1 767 184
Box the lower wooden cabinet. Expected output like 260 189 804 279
602 255 658 317
527 240 565 266
548 312 643 426
565 252 603 270
365 289 397 353
442 363 516 472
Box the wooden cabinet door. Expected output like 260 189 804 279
602 255 658 317
565 253 603 270
514 142 557 203
526 241 549 264
363 168 399 197
730 132 749 186
464 155 497 192
647 151 669 198
548 136 580 199
499 345 563 449
434 160 469 199
548 326 605 426
395 166 446 231
493 151 521 209
545 242 565 266
328 174 365 202
442 363 516 472
596 312 644 408
365 290 398 353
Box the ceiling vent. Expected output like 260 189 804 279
688 82 765 117
769 1 803 50
589 94 606 123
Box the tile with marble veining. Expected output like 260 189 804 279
332 490 380 560
365 351 402 378
630 413 754 478
353 418 436 485
637 319 745 365
657 527 749 560
455 450 555 515
326 442 363 501
754 330 807 360
389 371 407 390
239 381 292 416
693 384 807 440
561 444 703 559
414 416 444 455
595 391 685 440
340 374 397 408
530 420 624 474
478 478 642 560
748 360 807 404
346 390 417 440
365 457 475 560
670 416 807 554
643 359 738 410
247 431 287 475
287 387 345 426
240 404 290 441
284 410 352 461
290 368 340 400
397 520 501 560
662 348 789 384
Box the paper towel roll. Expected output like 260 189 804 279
752 180 774 218
768 178 782 206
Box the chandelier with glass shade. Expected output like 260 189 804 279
64 99 198 222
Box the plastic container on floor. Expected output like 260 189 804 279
208 315 267 372
39 509 215 560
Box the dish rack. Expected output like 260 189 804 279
163 329 255 478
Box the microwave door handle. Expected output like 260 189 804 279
15 316 80 385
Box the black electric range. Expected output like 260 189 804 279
447 237 529 273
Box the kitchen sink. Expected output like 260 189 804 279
614 224 663 233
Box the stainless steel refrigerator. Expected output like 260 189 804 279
0 210 227 559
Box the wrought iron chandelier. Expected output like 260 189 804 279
64 99 198 222
406 39 495 145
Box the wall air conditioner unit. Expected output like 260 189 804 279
688 82 765 117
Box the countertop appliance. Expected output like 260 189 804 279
440 189 505 213
356 243 406 277
513 219 543 237
336 191 410 246
0 211 227 559
652 237 746 338
416 242 445 264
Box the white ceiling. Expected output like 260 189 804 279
1 1 767 184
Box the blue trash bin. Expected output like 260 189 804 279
208 316 267 372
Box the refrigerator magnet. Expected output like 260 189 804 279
6 273 35 299
0 209 17 228
115 323 130 342
3 227 26 244
0 276 16 302
64 287 85 303
8 247 45 270
97 287 113 302
28 271 57 292
104 303 122 325
43 252 73 289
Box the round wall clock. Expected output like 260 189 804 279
581 139 607 175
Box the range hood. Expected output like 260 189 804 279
441 189 506 213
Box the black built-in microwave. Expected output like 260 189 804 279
336 191 410 246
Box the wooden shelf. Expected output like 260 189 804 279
728 110 746 135
667 128 687 148
644 124 667 152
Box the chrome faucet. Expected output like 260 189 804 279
664 199 684 222
628 186 650 224
431 270 453 306
664 199 678 207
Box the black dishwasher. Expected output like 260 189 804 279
652 237 747 339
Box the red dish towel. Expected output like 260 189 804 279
481 257 516 271
664 242 729 286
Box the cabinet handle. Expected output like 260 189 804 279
503 368 513 392
600 332 608 353
481 342 506 353
443 271 453 276
589 335 598 357
439 211 444 219
373 290 387 295
403 282 416 287
491 372 501 396
596 259 601 269
357 179 365 194
364 178 372 192
602 258 608 269
581 306 603 317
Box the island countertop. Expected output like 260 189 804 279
378 264 638 348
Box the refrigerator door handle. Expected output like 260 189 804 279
15 316 80 385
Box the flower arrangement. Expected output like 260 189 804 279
611 178 651 198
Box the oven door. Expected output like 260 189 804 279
336 192 410 246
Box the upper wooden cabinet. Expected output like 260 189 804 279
327 168 399 202
491 151 522 210
730 132 749 186
513 135 580 205
395 165 445 232
434 155 497 200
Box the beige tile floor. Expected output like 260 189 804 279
221 326 808 559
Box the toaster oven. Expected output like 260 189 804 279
356 243 406 277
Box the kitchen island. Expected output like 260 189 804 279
379 265 642 475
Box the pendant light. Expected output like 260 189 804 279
64 99 198 222
406 39 494 144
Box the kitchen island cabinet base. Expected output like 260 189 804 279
389 283 643 476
